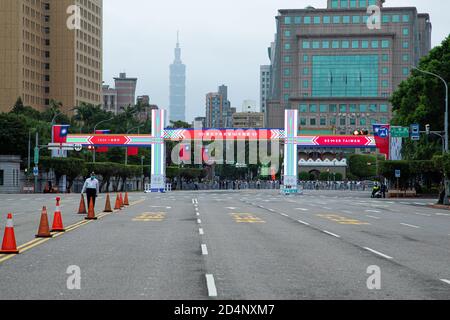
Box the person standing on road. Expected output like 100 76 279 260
82 172 100 208
380 183 387 199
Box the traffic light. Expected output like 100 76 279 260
353 129 369 136
425 124 431 135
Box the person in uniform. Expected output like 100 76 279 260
82 172 100 208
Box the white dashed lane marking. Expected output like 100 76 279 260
400 223 420 229
205 274 218 297
297 220 310 226
364 247 393 260
322 230 341 238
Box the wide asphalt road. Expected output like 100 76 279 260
0 190 449 299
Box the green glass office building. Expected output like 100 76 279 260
266 0 432 135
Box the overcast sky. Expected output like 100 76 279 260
103 0 450 122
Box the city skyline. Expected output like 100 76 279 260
103 0 449 122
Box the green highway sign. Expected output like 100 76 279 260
391 127 410 138
34 147 39 165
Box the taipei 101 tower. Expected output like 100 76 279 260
169 32 186 122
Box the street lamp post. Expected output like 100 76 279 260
413 67 449 204
141 155 145 191
93 117 114 163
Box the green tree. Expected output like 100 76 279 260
390 35 450 160
40 157 86 192
348 154 381 180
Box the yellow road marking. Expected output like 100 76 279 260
231 213 265 223
317 214 369 225
133 212 166 222
18 238 51 253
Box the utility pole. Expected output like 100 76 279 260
27 130 31 174
34 131 39 193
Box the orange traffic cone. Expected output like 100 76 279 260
78 194 87 214
114 194 121 210
36 206 52 238
0 213 19 254
51 197 65 232
124 192 129 206
119 193 124 208
85 198 97 220
104 194 113 213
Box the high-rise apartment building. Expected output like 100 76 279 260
266 0 432 133
169 33 186 122
114 72 137 111
205 85 234 128
260 65 271 113
102 85 117 114
0 0 103 113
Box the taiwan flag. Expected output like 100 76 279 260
52 125 70 143
95 130 111 153
127 147 139 156
179 144 191 162
373 124 390 160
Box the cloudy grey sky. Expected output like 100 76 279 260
103 0 450 122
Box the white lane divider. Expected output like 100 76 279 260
199 228 204 235
197 219 202 224
201 244 208 255
400 223 420 229
365 210 381 213
323 207 332 210
268 209 275 212
322 230 341 238
435 213 450 216
366 215 380 220
196 212 200 216
295 208 308 211
280 213 289 217
297 220 310 226
441 279 450 285
364 247 393 260
205 274 218 297
415 212 431 217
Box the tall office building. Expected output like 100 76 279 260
205 85 235 128
0 0 103 113
260 65 271 113
113 72 137 110
169 33 186 122
266 0 431 133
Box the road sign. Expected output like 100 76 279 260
410 124 420 141
48 143 79 151
33 166 39 176
377 127 389 138
395 169 401 178
34 147 39 165
391 127 409 138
